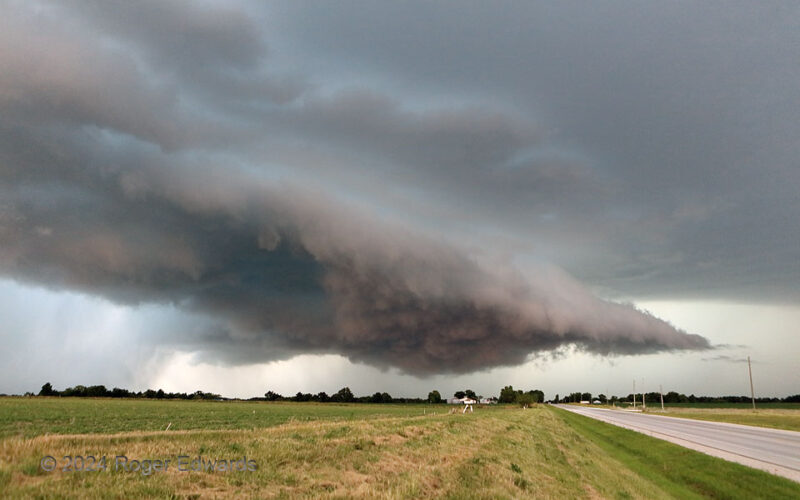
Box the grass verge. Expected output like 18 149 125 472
645 408 800 432
551 405 800 499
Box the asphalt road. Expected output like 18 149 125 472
555 404 800 482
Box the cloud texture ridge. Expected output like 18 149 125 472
0 0 752 374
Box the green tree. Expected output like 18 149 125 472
334 386 355 402
427 390 442 404
38 382 56 396
499 385 516 403
264 390 282 401
517 392 535 408
454 390 466 399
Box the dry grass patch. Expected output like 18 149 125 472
1 406 669 499
5 402 785 498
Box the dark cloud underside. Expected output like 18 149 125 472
7 1 797 373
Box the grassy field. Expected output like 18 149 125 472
660 402 800 409
570 403 800 432
1 398 799 498
614 402 800 409
0 398 429 440
645 407 800 432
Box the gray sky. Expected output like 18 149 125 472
1 1 798 398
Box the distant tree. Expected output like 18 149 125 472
427 390 442 404
38 383 56 396
517 392 535 408
454 390 466 399
598 394 607 404
464 389 477 400
110 387 130 398
581 392 592 401
369 392 383 403
553 393 559 404
293 392 313 402
333 387 355 403
317 391 329 402
193 390 220 400
499 386 516 404
381 392 393 403
264 390 282 401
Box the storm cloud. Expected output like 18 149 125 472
8 1 799 375
0 131 709 372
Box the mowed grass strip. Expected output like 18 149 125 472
552 405 800 499
2 404 680 499
646 408 800 432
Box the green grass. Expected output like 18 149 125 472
649 407 800 432
552 405 800 499
0 397 441 439
660 402 800 409
2 398 799 498
2 403 667 499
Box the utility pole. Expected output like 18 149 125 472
659 385 664 411
642 379 646 410
748 356 756 411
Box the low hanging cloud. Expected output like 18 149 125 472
0 1 716 375
0 137 709 374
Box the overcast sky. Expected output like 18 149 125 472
1 1 798 399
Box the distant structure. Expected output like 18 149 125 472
461 397 476 413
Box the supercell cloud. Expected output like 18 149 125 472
8 1 800 375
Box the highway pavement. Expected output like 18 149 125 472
555 404 800 482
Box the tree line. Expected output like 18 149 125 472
254 387 409 403
31 382 545 404
35 383 798 405
553 391 800 404
36 382 221 400
255 386 543 406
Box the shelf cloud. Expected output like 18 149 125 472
8 1 800 377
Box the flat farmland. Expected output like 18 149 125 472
0 398 429 439
648 407 800 432
1 398 799 499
